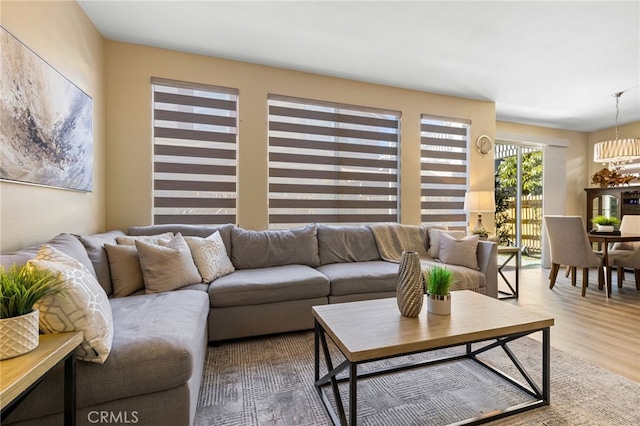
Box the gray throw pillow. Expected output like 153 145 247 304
427 229 466 258
135 233 202 293
438 233 480 270
104 244 145 297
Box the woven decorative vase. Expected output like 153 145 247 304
396 251 423 317
0 309 40 360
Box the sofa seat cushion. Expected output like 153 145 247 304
208 265 329 308
4 290 209 424
420 258 486 292
85 291 209 402
317 261 399 296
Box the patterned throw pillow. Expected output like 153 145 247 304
135 233 202 293
28 245 114 363
184 231 235 283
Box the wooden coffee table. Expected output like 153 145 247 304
312 291 554 425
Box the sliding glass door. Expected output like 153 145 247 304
495 143 543 268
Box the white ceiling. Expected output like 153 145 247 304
78 0 640 132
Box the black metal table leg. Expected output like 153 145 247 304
314 321 320 382
315 319 349 425
349 363 357 425
542 327 551 405
64 352 76 426
498 249 521 299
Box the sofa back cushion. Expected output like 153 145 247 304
76 230 127 296
317 225 381 264
0 233 96 278
128 223 234 257
231 224 320 269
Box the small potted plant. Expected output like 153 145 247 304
0 263 65 360
591 215 620 233
472 228 489 240
423 266 453 315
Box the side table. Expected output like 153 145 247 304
1 331 83 426
497 246 521 299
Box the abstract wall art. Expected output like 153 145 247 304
0 26 93 192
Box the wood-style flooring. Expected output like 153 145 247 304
499 265 640 382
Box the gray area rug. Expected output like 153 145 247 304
196 330 639 425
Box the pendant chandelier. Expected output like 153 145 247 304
593 91 640 171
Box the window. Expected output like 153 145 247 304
420 115 470 230
268 95 400 228
151 78 238 225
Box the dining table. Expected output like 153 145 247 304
588 232 640 297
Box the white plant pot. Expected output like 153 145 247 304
427 293 451 316
596 225 614 232
0 309 40 360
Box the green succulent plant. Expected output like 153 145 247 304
591 215 620 227
0 263 66 319
423 266 453 296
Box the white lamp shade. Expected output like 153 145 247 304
463 191 496 213
593 138 640 163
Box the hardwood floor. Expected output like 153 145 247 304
499 265 640 382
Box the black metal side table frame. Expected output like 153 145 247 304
1 332 80 426
498 246 521 299
1 352 76 425
314 320 550 425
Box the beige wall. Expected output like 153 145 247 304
0 0 105 252
496 121 589 217
7 1 627 249
105 41 496 231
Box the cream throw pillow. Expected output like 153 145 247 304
28 246 114 363
427 229 466 258
438 233 480 270
135 233 201 293
184 231 234 283
104 244 144 297
116 232 174 246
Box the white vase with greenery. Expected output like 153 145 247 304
424 266 453 316
0 264 65 360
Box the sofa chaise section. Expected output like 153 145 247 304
1 234 209 426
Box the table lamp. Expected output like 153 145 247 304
463 191 496 235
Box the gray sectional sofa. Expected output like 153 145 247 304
1 223 497 426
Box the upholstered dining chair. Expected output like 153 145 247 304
608 215 640 287
613 248 640 290
544 215 604 297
